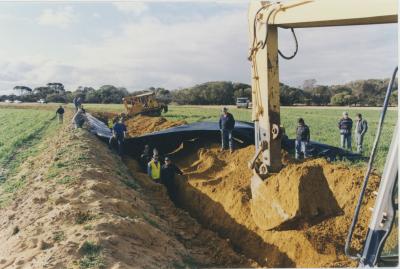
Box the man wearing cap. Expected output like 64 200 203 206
219 107 235 153
338 111 353 150
354 113 368 154
161 157 183 199
147 153 161 182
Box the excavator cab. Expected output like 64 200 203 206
122 92 167 117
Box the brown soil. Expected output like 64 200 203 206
91 112 187 138
0 111 255 268
161 142 381 268
124 115 186 137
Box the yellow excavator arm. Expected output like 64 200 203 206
248 0 397 230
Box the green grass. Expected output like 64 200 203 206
84 104 397 171
78 241 105 269
0 108 59 207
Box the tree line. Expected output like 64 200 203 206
0 78 397 106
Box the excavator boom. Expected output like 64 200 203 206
248 0 397 232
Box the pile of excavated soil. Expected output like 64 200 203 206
124 115 187 137
0 111 254 268
91 112 187 138
169 142 380 268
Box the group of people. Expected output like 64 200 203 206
295 111 368 160
55 96 88 128
139 146 183 198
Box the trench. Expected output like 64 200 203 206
124 138 295 268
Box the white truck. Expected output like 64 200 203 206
236 97 250 109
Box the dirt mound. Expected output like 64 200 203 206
170 143 380 267
251 161 342 230
0 111 254 268
125 115 186 137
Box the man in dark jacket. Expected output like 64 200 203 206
55 105 64 124
354 113 368 154
161 157 183 199
338 111 353 150
219 107 235 153
140 145 152 172
295 118 310 160
112 118 127 156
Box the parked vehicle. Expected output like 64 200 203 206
236 97 250 109
37 99 47 104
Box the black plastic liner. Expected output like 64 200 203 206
87 113 363 161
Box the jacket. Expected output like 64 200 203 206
296 124 310 142
355 119 368 135
219 113 235 130
147 159 161 180
338 118 353 134
161 164 183 183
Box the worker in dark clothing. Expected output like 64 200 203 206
295 118 310 160
161 157 183 199
354 113 368 154
112 118 127 156
72 108 87 128
56 105 65 124
73 96 82 112
219 107 235 153
338 111 353 150
140 145 152 172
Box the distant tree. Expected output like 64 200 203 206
47 83 65 94
13 86 32 96
302 79 317 92
310 85 331 105
280 84 305 105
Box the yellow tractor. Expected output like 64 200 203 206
122 91 168 117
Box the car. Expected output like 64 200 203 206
236 97 250 109
13 100 22 103
4 99 11 103
37 99 47 104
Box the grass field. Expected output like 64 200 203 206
81 103 397 171
1 103 397 172
0 108 59 205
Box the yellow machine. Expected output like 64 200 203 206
247 0 397 247
122 91 168 117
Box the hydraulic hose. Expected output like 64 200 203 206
344 66 398 260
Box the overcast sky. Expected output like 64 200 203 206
0 1 397 94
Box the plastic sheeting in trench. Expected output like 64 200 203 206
86 113 362 161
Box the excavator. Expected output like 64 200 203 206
248 0 398 267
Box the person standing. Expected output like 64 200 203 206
71 108 87 129
354 113 368 154
112 118 127 156
219 107 235 153
73 97 79 112
338 111 353 150
140 145 152 172
295 118 310 160
161 157 183 199
147 153 161 182
55 105 65 124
